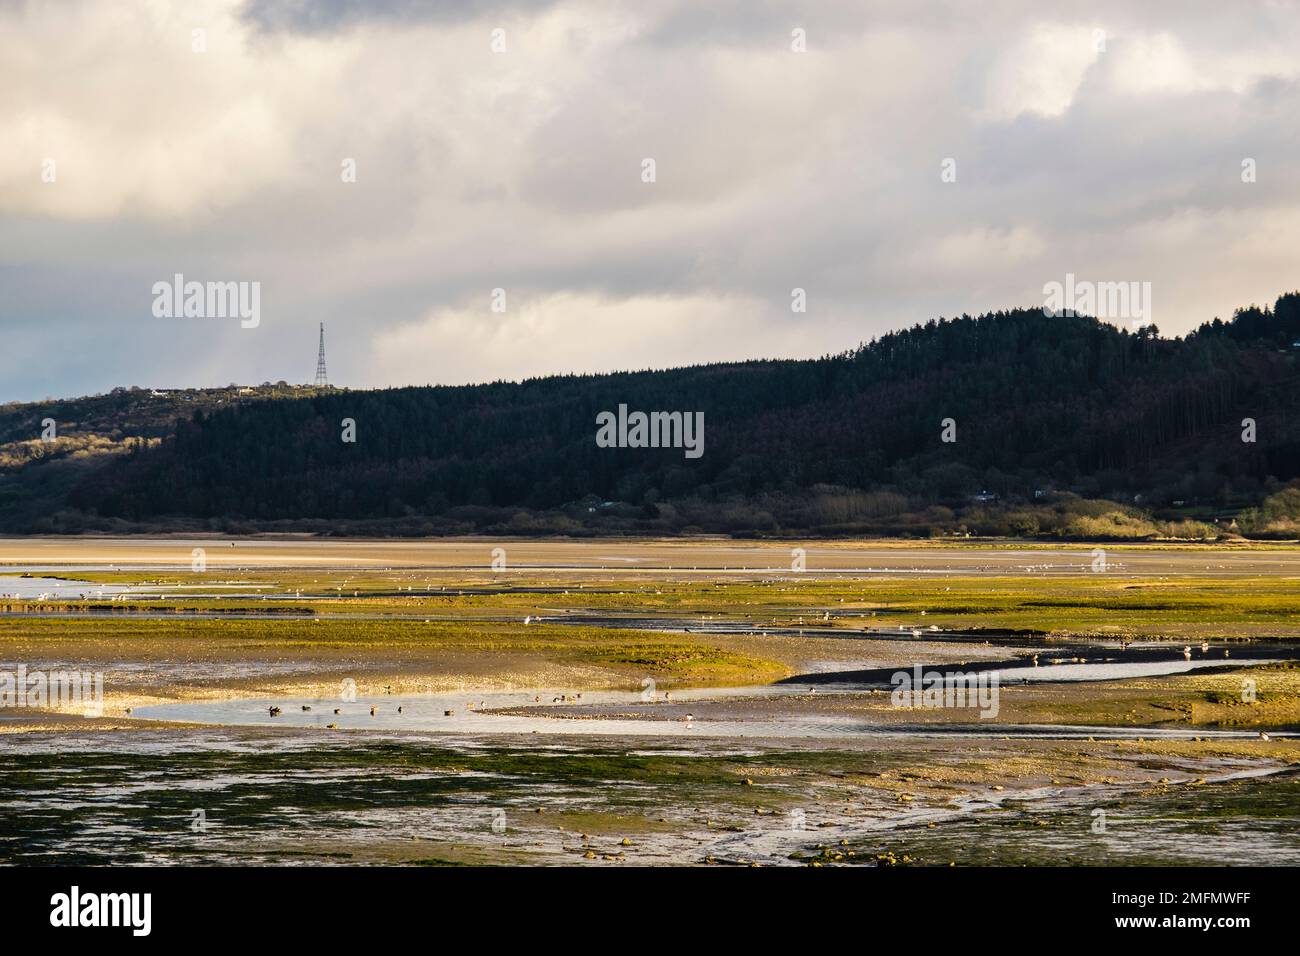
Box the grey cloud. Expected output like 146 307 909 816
3 1 1300 400
239 0 561 34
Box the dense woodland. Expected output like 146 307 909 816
7 294 1300 538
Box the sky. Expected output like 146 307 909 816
3 0 1300 402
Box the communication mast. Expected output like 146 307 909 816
314 322 329 387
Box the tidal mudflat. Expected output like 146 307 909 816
2 537 1299 866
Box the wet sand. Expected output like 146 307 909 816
2 723 1296 866
4 535 1300 576
3 537 1300 865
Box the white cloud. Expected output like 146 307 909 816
0 0 351 219
2 0 1300 400
981 23 1102 121
367 291 830 387
1106 31 1300 98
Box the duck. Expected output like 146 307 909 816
333 708 341 715
269 706 282 717
369 706 376 716
302 705 312 711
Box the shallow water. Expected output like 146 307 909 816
867 765 1300 867
132 654 1295 740
0 575 133 599
0 574 275 601
2 728 1294 866
6 540 1298 866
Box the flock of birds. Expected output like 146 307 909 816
267 700 482 720
1020 639 1225 668
26 561 1276 748
257 686 710 728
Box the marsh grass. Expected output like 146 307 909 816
0 615 787 685
13 569 1300 639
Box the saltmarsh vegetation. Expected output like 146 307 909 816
16 566 1300 639
5 733 1294 865
833 575 1300 637
0 615 787 686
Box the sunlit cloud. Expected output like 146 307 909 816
2 0 1299 401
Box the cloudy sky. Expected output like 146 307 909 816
3 0 1299 402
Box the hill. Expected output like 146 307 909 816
0 383 327 532
8 295 1300 539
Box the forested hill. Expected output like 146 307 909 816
12 293 1300 538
